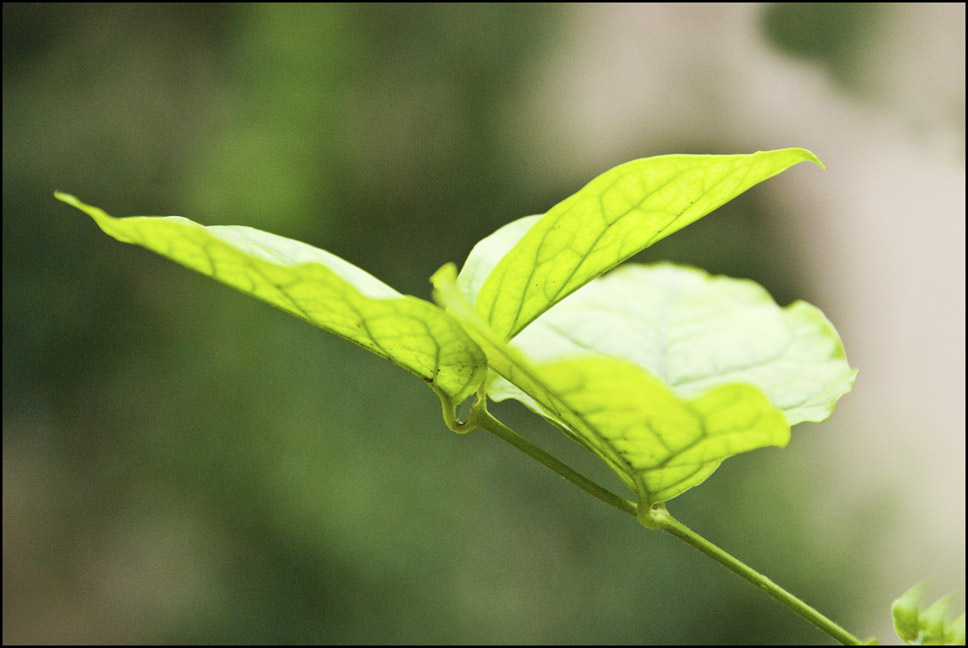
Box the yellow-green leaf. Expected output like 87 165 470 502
893 582 966 645
56 192 486 421
433 263 790 507
474 148 823 340
533 356 790 507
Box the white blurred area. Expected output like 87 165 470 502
511 3 965 641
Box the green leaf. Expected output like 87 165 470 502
56 192 487 423
531 356 790 508
949 614 966 646
922 594 959 643
442 257 855 507
893 582 967 645
496 263 856 426
444 150 845 509
474 148 824 340
433 264 790 509
894 582 929 643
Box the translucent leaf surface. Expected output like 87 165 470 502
531 356 789 506
433 264 790 507
500 263 856 426
56 193 487 416
474 148 823 340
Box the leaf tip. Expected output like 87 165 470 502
430 262 459 289
54 190 79 206
795 147 825 169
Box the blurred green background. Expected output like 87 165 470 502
4 4 964 644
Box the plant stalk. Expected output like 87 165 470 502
470 407 636 516
473 407 864 645
647 504 865 645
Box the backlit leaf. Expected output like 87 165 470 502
502 263 856 426
56 192 487 421
474 148 823 340
434 264 791 507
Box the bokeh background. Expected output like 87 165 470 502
3 3 964 644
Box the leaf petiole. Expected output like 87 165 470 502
467 402 637 517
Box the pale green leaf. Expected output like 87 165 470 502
455 214 540 304
433 264 790 507
56 192 487 418
893 582 929 643
474 148 824 340
949 614 966 646
893 582 966 645
499 263 856 426
922 594 958 642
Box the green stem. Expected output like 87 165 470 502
644 504 864 645
470 405 864 645
469 407 636 517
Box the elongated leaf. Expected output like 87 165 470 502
474 148 823 340
500 263 856 426
433 264 790 507
56 192 487 419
